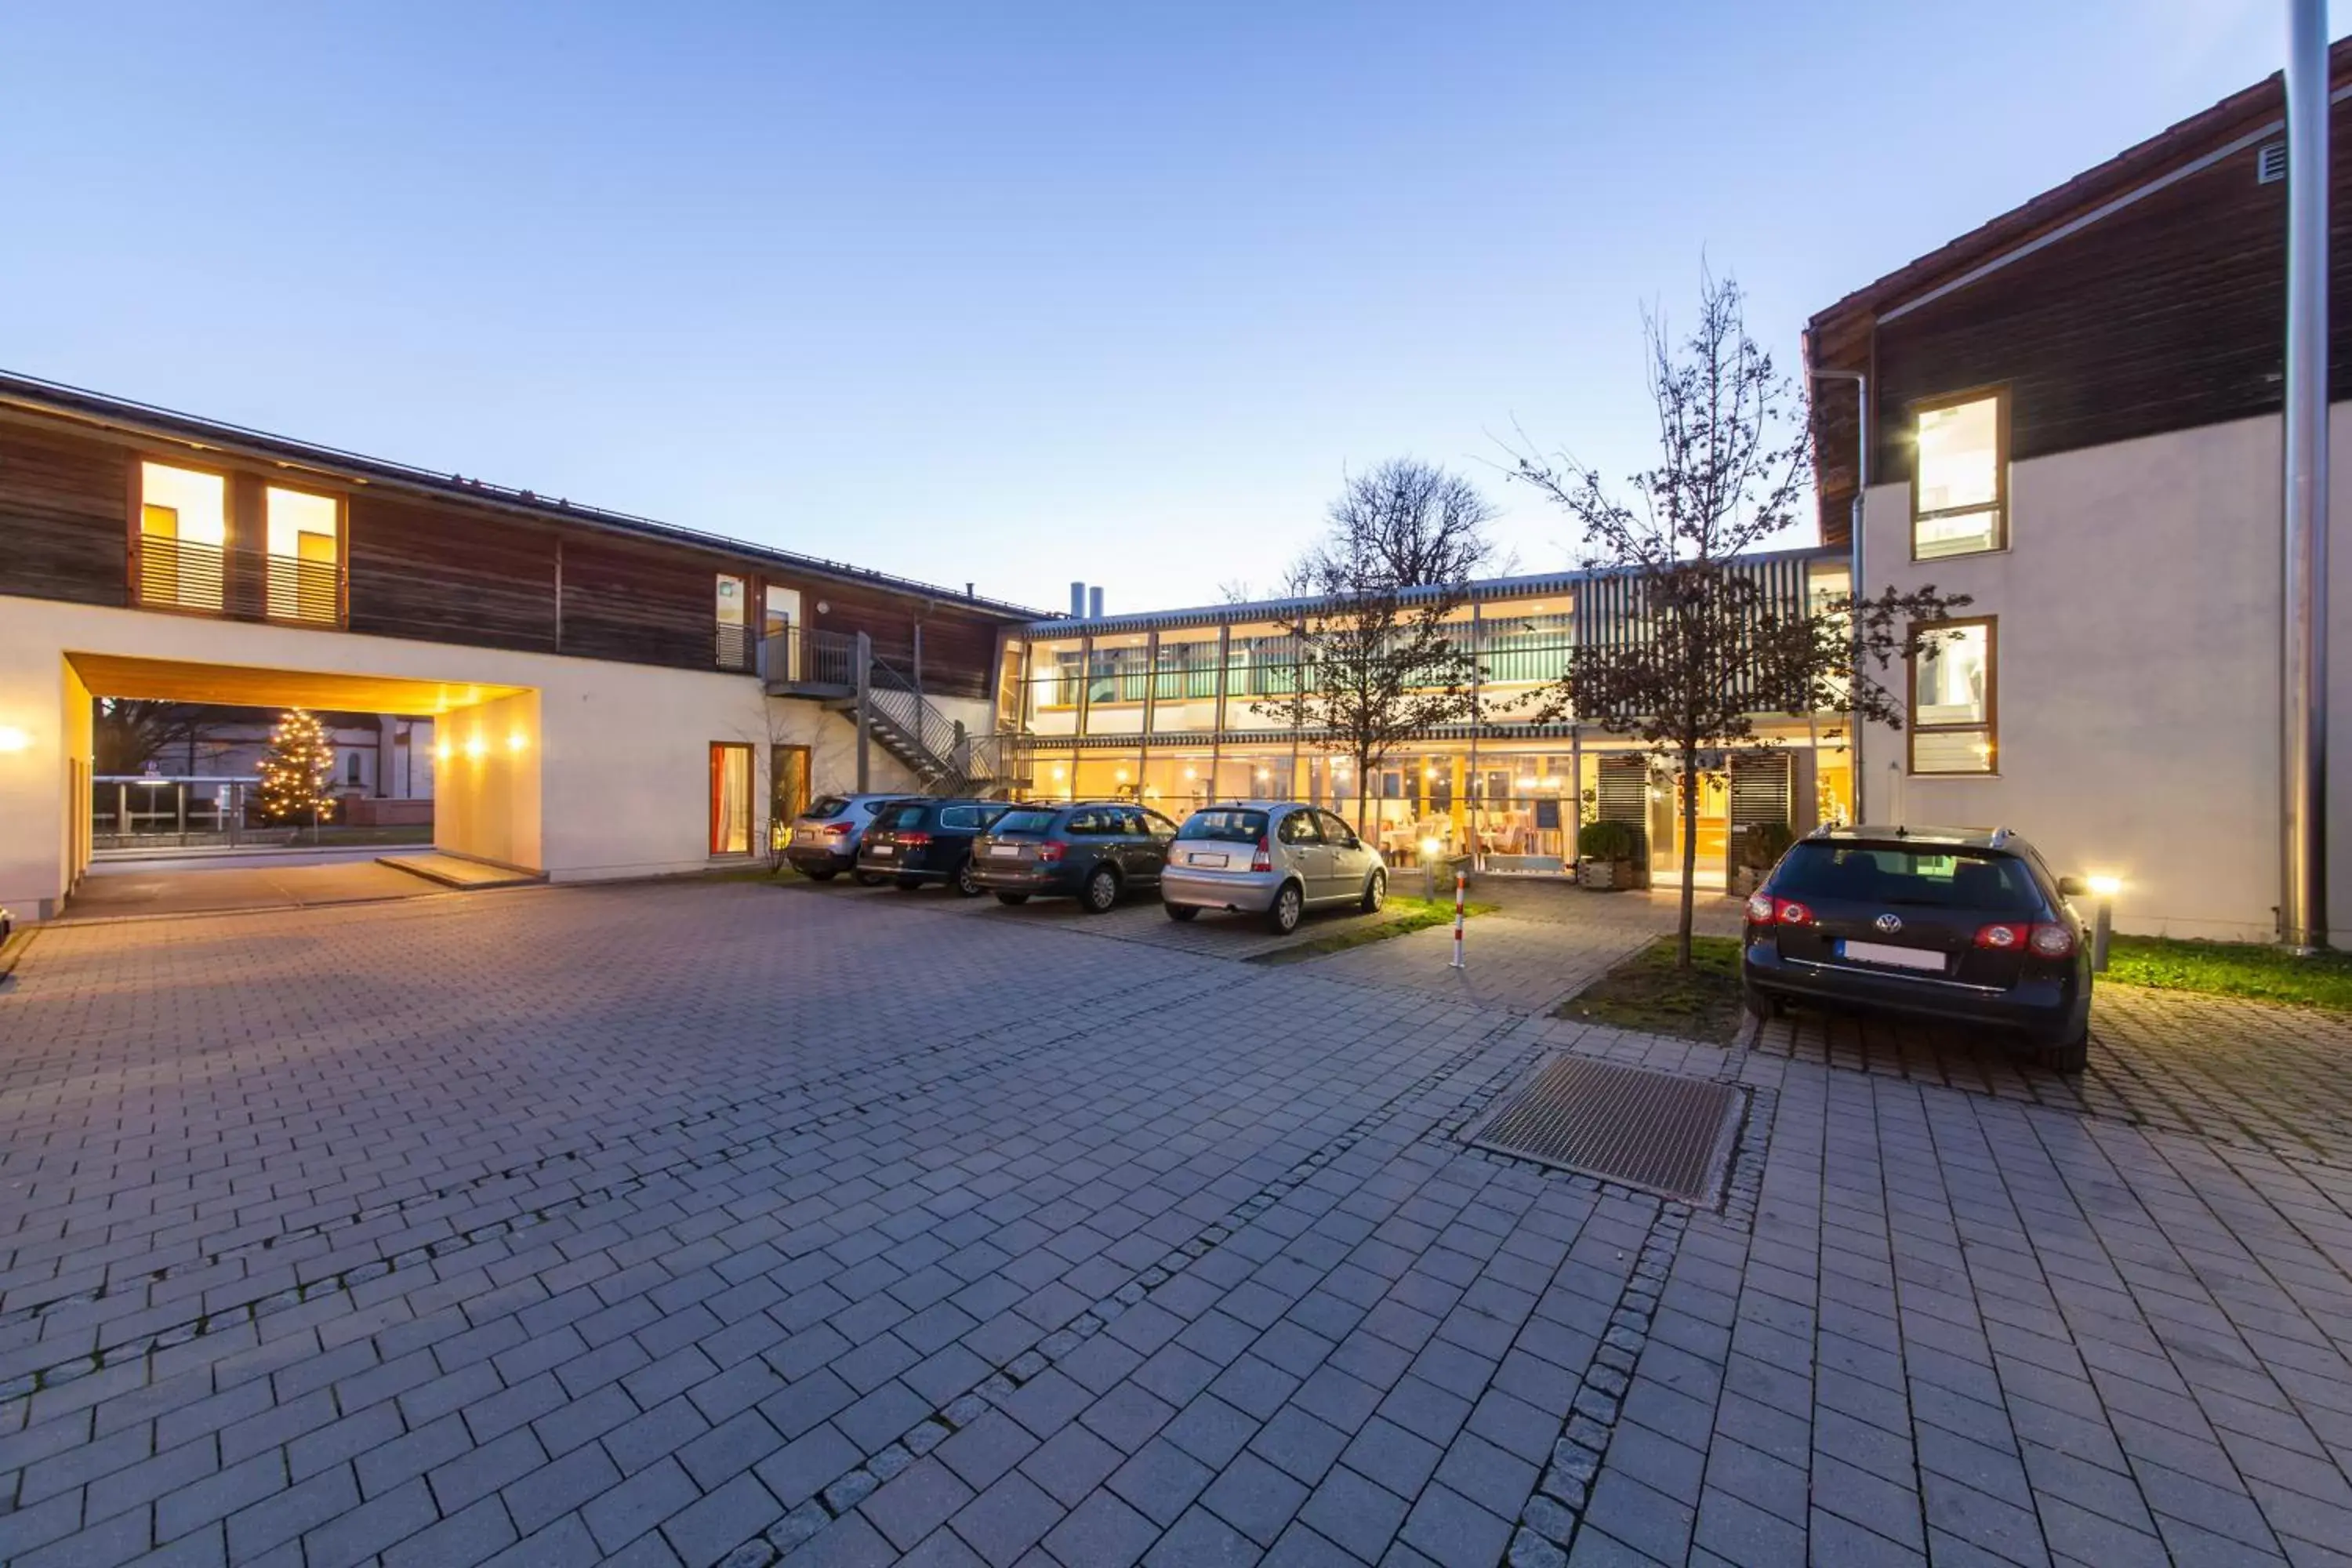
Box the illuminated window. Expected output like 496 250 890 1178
1912 391 2005 559
709 742 752 854
265 486 340 622
137 462 227 611
1911 619 1995 774
716 575 750 670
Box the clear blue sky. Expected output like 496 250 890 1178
0 1 2292 613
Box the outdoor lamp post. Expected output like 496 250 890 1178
2087 876 2122 972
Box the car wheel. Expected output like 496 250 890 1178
853 870 886 887
1741 986 1784 1022
1083 866 1120 914
1359 869 1387 913
895 877 923 891
953 858 983 897
995 891 1030 906
1266 882 1304 935
805 867 837 883
2037 1029 2089 1076
1164 902 1200 922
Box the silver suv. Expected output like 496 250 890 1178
1161 802 1388 934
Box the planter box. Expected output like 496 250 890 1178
1577 858 1633 891
1732 865 1765 898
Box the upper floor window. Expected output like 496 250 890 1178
264 486 341 623
1911 618 1996 774
138 461 228 612
1912 390 2005 560
716 574 750 670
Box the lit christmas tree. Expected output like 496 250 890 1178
256 708 339 826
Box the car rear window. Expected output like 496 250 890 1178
1180 808 1267 844
880 804 929 831
1772 844 2040 913
937 804 1005 830
992 808 1059 835
802 795 852 820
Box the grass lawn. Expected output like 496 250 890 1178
1249 895 1497 966
2103 934 2352 1012
1556 934 1748 1043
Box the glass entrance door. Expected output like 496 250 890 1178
1648 764 1729 889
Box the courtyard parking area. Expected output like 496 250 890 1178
0 879 2347 1566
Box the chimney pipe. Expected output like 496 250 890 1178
1070 581 1087 619
2283 0 2331 949
1089 586 1105 619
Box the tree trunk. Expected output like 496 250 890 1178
1355 751 1371 842
1677 739 1700 967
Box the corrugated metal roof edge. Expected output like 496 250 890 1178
1019 543 1846 637
0 368 1044 622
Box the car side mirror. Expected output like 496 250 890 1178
2057 875 2088 898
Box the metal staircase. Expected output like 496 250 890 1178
761 628 1028 797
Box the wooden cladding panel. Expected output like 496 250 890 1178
1871 116 2352 484
561 537 718 670
347 494 558 652
0 423 129 607
804 581 1000 699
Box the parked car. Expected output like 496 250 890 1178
971 801 1180 912
782 794 905 884
855 798 1012 895
1160 801 1388 934
1740 824 2093 1072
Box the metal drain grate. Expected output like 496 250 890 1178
1470 1055 1746 1205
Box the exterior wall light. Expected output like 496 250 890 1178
508 731 528 753
2086 875 2123 898
0 726 31 753
434 741 452 762
464 737 488 761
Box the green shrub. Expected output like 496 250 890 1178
1739 819 1796 869
1577 819 1635 861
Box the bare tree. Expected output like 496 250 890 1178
1513 270 1969 965
1309 458 1507 589
93 699 201 775
1254 461 1501 837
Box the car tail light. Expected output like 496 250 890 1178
1750 898 1813 927
1251 837 1272 873
824 822 851 837
1744 891 1775 924
1036 840 1066 862
897 831 931 848
1975 923 2027 950
2027 923 2076 959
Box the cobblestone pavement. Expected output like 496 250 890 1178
0 883 2347 1567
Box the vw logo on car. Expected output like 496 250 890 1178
1874 912 1903 934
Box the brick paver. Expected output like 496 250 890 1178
0 877 2345 1566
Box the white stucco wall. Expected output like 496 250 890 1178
1856 404 2352 943
0 595 920 919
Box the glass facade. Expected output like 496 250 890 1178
1001 554 1848 878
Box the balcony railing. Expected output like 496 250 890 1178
757 626 860 691
135 535 343 626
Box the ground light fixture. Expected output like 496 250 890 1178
2085 875 2122 972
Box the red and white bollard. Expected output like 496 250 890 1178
1450 869 1466 969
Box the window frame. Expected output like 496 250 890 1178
708 741 754 856
260 479 347 626
1908 387 2009 562
126 454 234 619
1906 615 1998 776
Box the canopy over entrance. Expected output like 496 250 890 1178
66 652 528 713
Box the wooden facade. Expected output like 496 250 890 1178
1807 42 2352 538
0 390 1022 701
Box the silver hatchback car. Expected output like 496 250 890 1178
1161 801 1388 934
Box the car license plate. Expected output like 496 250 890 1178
796 828 821 843
988 845 1020 858
868 844 894 857
1190 852 1229 868
1839 939 1944 971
